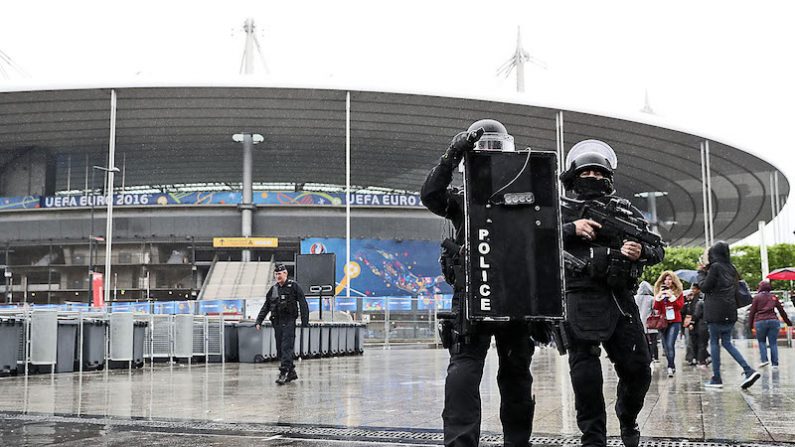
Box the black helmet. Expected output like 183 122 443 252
560 139 617 189
274 263 287 273
467 119 515 152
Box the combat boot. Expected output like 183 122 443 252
275 372 288 385
286 369 298 382
620 423 640 447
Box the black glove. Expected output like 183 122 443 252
441 128 484 166
301 320 309 328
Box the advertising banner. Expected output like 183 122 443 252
32 191 424 210
91 272 104 308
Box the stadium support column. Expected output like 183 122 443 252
634 192 667 235
103 90 121 306
233 133 263 262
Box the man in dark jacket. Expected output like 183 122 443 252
255 263 309 385
421 119 542 447
560 140 664 447
696 241 760 389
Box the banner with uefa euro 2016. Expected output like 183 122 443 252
23 191 424 210
300 238 452 311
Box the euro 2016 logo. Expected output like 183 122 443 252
309 242 326 254
476 229 491 311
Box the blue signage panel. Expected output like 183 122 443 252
300 238 452 299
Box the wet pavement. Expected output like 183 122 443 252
0 342 793 446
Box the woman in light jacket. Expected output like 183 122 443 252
653 271 684 377
635 281 659 362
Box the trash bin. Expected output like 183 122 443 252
300 324 311 358
132 321 147 368
80 319 107 371
345 325 357 355
224 322 238 362
237 321 273 363
174 314 194 360
30 310 58 373
355 324 365 354
56 319 78 373
320 323 331 356
0 317 22 376
329 323 340 355
293 325 302 358
109 313 134 369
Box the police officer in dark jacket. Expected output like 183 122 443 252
560 140 664 447
421 119 541 447
255 263 309 385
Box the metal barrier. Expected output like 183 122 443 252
146 314 174 359
0 304 370 375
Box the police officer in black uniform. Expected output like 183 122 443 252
255 263 310 385
422 119 542 447
560 140 664 447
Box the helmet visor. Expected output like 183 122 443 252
474 132 515 152
565 139 617 171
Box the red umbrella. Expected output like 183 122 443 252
766 267 795 280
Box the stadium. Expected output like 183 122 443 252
0 83 789 316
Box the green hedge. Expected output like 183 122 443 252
639 244 795 291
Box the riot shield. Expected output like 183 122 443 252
462 149 564 322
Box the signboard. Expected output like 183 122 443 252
92 272 104 308
25 191 425 210
212 237 278 248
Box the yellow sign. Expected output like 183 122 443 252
212 237 279 248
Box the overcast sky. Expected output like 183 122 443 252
2 0 794 245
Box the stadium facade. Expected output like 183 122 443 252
0 83 788 306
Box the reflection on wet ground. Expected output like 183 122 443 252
0 343 793 446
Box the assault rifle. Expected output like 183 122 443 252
561 197 665 248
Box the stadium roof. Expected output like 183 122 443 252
0 82 788 246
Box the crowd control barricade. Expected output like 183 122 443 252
0 316 22 376
192 316 207 361
206 316 224 363
56 319 78 373
147 315 173 360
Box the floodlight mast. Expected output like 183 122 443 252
496 27 547 93
239 18 270 75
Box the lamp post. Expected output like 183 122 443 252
92 165 120 306
4 269 11 304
